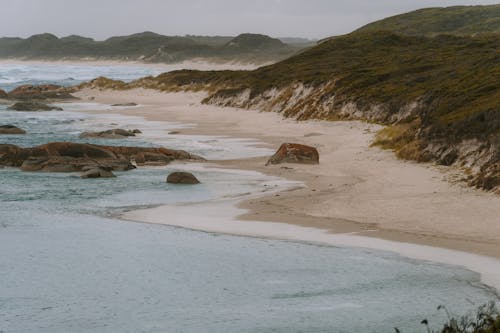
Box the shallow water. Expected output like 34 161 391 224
0 63 498 332
0 62 163 92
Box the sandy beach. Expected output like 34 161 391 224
74 88 500 287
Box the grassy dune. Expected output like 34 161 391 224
355 5 500 36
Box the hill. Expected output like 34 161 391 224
0 32 299 63
355 4 500 36
81 30 500 192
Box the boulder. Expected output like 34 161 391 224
79 128 137 139
7 101 63 111
132 129 142 134
111 102 137 107
135 152 174 166
7 84 76 100
0 89 7 99
0 142 204 173
0 125 26 134
80 167 116 179
266 143 319 165
166 171 200 184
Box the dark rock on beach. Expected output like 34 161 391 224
0 142 204 173
111 102 137 107
79 128 138 139
266 143 319 165
166 171 200 184
7 101 63 111
0 125 26 134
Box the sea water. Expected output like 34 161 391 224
0 63 498 333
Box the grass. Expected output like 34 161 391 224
396 302 500 333
355 5 500 36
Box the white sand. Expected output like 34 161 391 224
75 88 500 289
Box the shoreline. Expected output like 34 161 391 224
0 58 262 71
73 88 500 290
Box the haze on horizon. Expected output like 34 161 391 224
2 0 499 40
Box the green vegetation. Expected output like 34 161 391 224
397 302 500 333
92 30 498 191
355 4 500 36
0 32 299 63
144 31 499 139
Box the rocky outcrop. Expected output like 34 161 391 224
0 125 26 134
266 143 319 165
166 171 200 184
0 89 7 99
7 84 76 100
7 101 63 111
77 77 128 90
0 142 204 173
79 129 139 139
80 167 116 179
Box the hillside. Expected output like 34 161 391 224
79 31 500 192
355 4 500 36
0 32 298 63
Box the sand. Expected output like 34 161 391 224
73 88 500 287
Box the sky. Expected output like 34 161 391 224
1 0 499 40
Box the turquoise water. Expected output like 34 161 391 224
0 64 498 332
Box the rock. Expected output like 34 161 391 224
7 101 63 111
111 102 137 107
166 171 200 184
132 129 142 134
168 131 181 135
80 167 116 179
135 152 174 166
7 84 76 100
0 89 7 99
266 143 319 165
0 125 26 134
304 132 323 137
79 128 137 139
0 142 204 173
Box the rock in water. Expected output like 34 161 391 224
266 143 319 165
166 172 200 184
0 125 26 134
80 167 116 179
7 84 75 100
0 89 7 99
0 142 204 172
79 129 137 139
7 102 63 111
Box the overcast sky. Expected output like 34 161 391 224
1 0 498 40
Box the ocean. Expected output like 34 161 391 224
0 62 498 333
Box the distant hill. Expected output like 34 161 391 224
89 30 499 191
0 32 300 63
355 4 500 36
